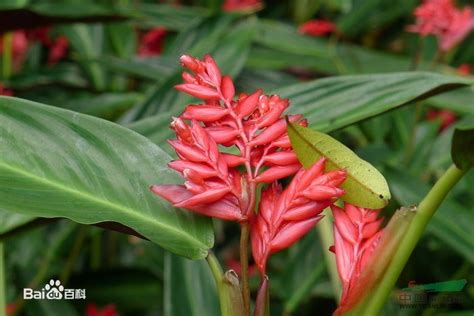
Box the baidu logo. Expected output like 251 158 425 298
23 279 86 300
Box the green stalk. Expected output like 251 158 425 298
317 210 341 302
2 33 13 80
362 165 466 315
240 222 250 316
0 242 6 316
207 252 245 316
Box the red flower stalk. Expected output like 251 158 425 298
222 0 263 12
407 0 474 51
151 55 347 275
252 158 346 274
298 19 336 37
330 203 384 308
138 27 167 56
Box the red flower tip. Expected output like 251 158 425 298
298 19 336 37
0 83 13 96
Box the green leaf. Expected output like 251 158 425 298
0 96 213 259
275 72 473 132
138 4 210 31
58 23 108 91
451 116 474 170
288 122 391 208
164 253 219 316
0 209 34 235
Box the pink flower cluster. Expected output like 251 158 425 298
407 0 474 51
138 28 167 56
151 54 347 274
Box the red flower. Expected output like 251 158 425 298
150 54 347 273
330 203 384 307
0 83 13 96
427 109 457 130
48 36 69 65
222 0 263 12
407 0 474 51
298 19 336 37
85 304 118 316
138 28 167 56
457 63 471 75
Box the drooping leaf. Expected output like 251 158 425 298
275 72 473 133
288 122 391 208
164 253 219 316
0 96 213 259
451 116 474 170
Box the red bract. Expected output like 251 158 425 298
252 158 346 274
298 19 336 37
138 28 167 56
27 27 69 65
222 0 263 12
330 203 384 307
407 0 474 51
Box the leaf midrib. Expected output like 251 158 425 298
0 160 208 250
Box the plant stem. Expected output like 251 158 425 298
240 222 250 316
2 33 13 80
207 252 226 315
317 210 341 302
0 242 6 316
362 165 466 315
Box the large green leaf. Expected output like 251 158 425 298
274 72 473 132
138 4 210 31
288 123 391 208
0 96 213 259
164 253 219 316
